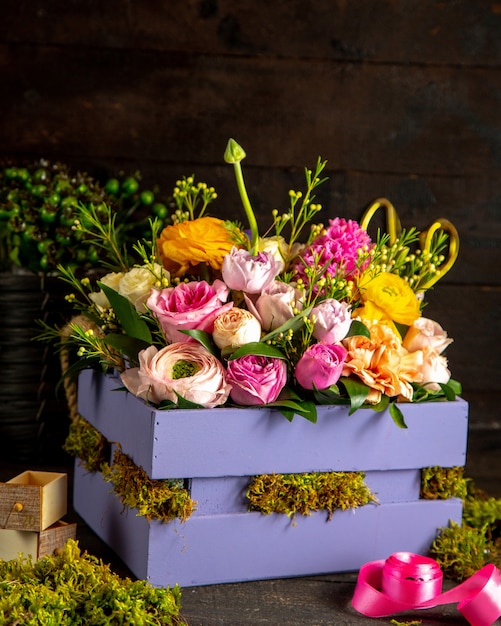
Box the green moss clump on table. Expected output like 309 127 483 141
0 539 185 625
247 471 376 519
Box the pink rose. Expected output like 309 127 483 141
311 299 352 343
226 355 287 405
246 281 301 331
213 308 262 350
403 317 453 354
222 247 281 294
418 346 451 391
295 343 347 390
120 343 231 408
147 279 233 343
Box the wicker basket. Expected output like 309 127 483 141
0 270 72 463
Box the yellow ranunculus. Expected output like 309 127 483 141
357 272 421 327
157 217 239 277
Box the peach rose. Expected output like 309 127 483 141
120 343 231 408
213 308 262 350
417 346 451 390
403 317 453 354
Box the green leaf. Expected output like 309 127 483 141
179 329 218 355
261 305 313 343
345 319 370 339
99 282 152 343
389 403 408 429
266 399 318 423
174 393 205 409
445 378 462 396
103 333 150 362
367 393 390 412
340 376 370 414
228 342 286 360
438 381 458 401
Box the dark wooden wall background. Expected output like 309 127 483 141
1 1 500 429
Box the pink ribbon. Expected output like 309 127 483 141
352 552 501 626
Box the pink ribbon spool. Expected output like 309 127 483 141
352 551 501 626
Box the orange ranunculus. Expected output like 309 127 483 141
157 217 240 277
356 272 421 327
342 319 423 403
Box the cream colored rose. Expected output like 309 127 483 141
418 346 451 390
403 317 453 354
89 271 124 309
119 264 170 312
257 236 290 273
213 308 262 350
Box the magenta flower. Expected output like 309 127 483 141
147 279 233 343
295 343 347 391
292 218 371 288
226 354 287 405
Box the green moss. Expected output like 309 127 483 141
247 471 376 519
63 415 109 472
420 466 468 500
0 539 185 625
430 521 488 581
102 448 196 523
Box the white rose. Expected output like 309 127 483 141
89 271 124 309
213 308 262 350
119 264 169 312
257 236 290 273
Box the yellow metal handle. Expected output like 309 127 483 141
418 218 460 289
360 198 402 245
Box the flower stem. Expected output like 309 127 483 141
224 139 259 254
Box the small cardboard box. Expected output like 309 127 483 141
0 520 77 562
0 471 67 532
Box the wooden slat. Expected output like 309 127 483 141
1 45 500 177
2 0 500 67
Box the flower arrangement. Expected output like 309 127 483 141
42 139 461 428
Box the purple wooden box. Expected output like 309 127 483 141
73 369 468 587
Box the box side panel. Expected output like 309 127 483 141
74 464 462 587
73 461 150 580
78 370 156 475
41 473 68 531
189 469 421 517
78 372 468 479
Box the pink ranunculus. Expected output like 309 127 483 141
247 281 301 331
226 354 287 406
403 317 453 354
418 346 451 391
311 299 352 344
120 343 231 408
295 343 347 391
221 247 281 294
147 279 233 343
